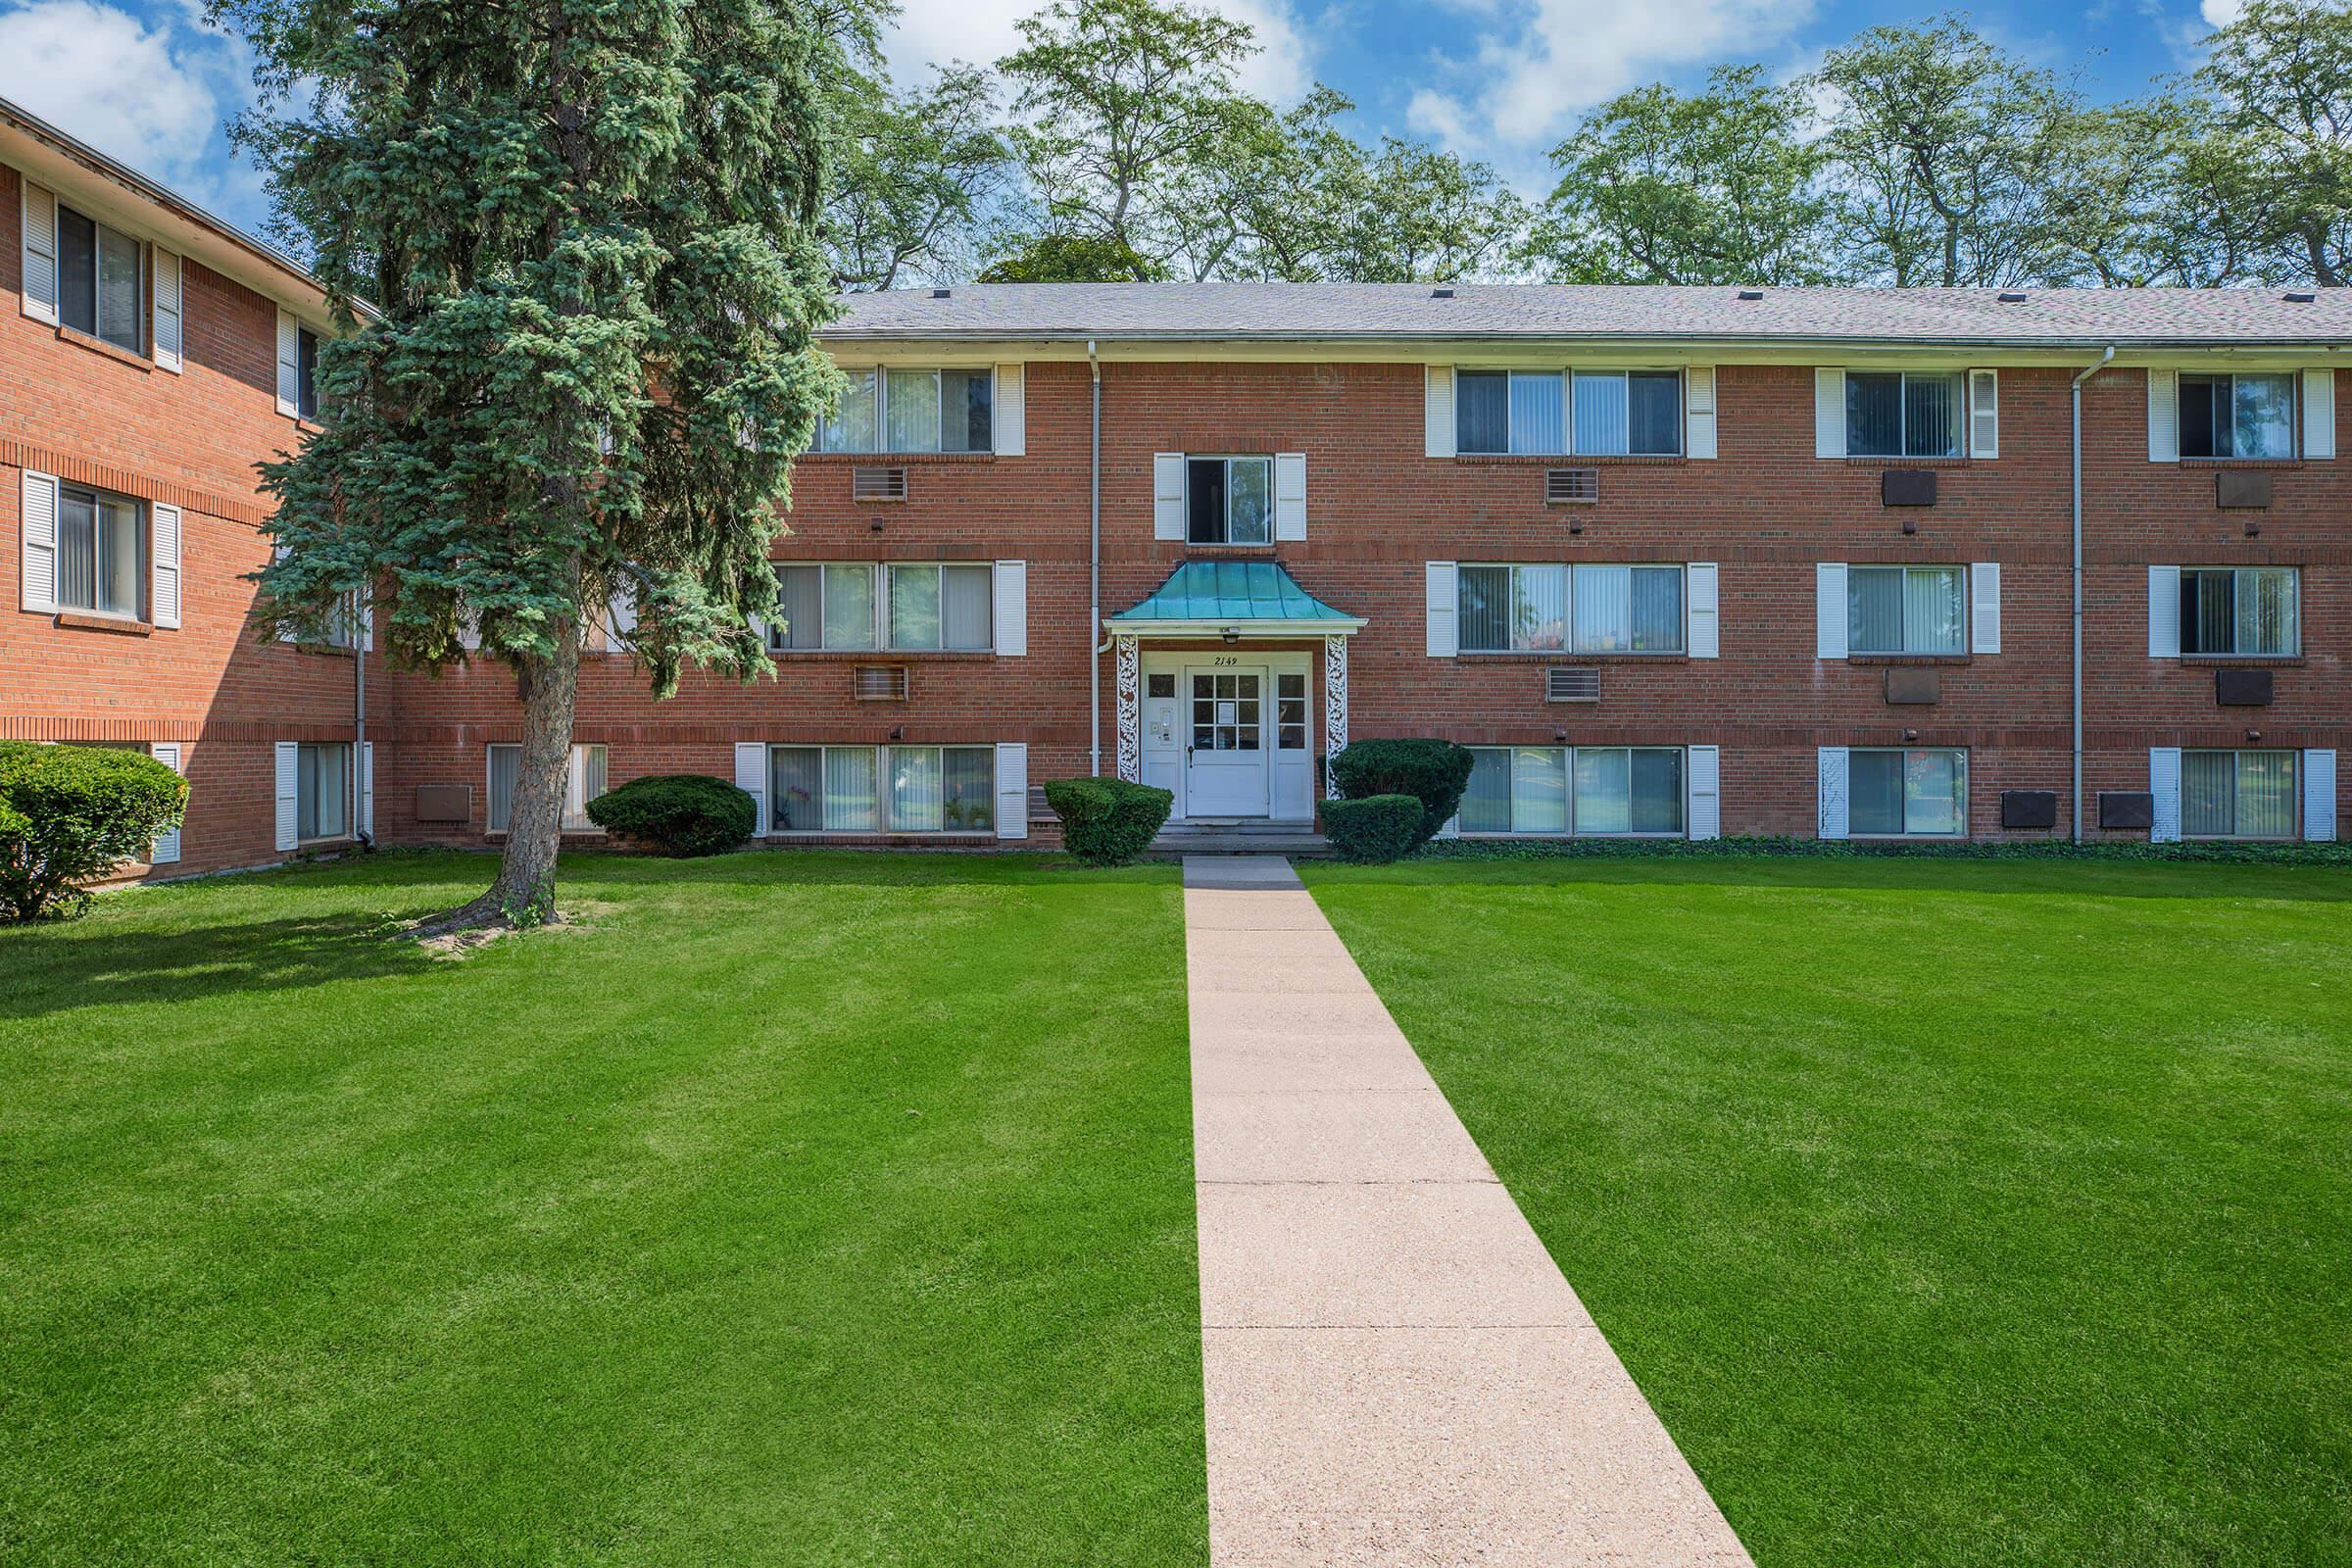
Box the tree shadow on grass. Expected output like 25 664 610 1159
0 913 440 1021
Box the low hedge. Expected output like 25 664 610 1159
0 741 188 921
1322 794 1423 864
1411 833 2352 866
583 773 757 857
1329 739 1474 850
1043 777 1174 866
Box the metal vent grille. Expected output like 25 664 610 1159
852 466 908 502
1545 666 1600 703
1545 467 1598 504
853 665 909 701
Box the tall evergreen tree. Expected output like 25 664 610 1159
213 0 839 931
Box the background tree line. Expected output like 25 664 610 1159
825 0 2352 289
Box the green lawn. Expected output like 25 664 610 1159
0 851 1206 1567
1303 856 2352 1568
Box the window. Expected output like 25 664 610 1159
57 204 143 355
1847 565 1965 655
1187 458 1271 544
1191 672 1261 751
771 564 995 652
486 744 609 832
1846 371 1962 458
55 483 142 617
295 323 319 422
297 742 350 841
818 368 992 454
768 745 994 832
1276 672 1306 751
2180 373 2296 460
1459 746 1686 835
1457 370 1681 456
1457 564 1683 654
1847 749 1966 837
2182 750 2297 838
2180 567 2299 656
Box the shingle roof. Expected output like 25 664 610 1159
826 282 2352 348
1107 562 1362 626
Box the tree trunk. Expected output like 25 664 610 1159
416 625 582 935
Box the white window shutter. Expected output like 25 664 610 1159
1152 452 1186 541
149 743 182 863
276 310 300 417
1686 563 1719 659
458 611 481 651
274 741 300 851
2303 368 2334 460
20 468 58 613
994 363 1025 456
2305 752 2342 841
2149 747 2181 843
357 589 373 652
360 741 375 839
993 559 1027 656
1814 368 1846 459
151 503 182 629
1817 747 1849 839
1424 366 1456 458
2303 750 2336 842
2147 369 2179 463
734 741 768 836
20 181 57 323
1970 561 2000 655
606 581 636 648
153 248 183 372
1686 745 1721 840
1274 452 1306 541
1425 562 1457 658
994 742 1028 841
1684 367 1717 460
1815 563 1848 661
2148 565 2180 659
1968 368 1998 458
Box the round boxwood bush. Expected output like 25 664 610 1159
1043 777 1174 866
583 773 756 857
0 741 188 921
1322 793 1422 864
1329 738 1474 850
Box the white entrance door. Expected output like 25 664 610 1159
1185 667 1271 817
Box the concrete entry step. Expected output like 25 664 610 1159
1153 821 1332 858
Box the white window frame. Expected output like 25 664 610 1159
819 366 995 455
1844 746 1969 839
1845 564 1969 657
1183 455 1274 546
1455 745 1692 837
55 201 146 356
2180 749 2301 840
1453 368 1686 457
883 562 995 652
1570 369 1686 457
1844 369 1966 459
768 563 999 653
295 740 353 844
52 480 145 620
1455 563 1687 656
2179 371 2299 461
485 743 609 833
763 743 998 835
2178 566 2301 657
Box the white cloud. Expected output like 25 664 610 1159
2201 0 2244 25
1411 0 1817 156
883 0 1314 101
0 0 267 220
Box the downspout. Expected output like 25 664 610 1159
1089 338 1102 776
2071 346 2115 844
352 588 371 849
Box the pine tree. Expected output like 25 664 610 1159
213 0 840 931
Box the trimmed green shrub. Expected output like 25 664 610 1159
1329 738 1474 850
0 742 189 921
583 773 756 857
1043 777 1174 866
1322 793 1422 864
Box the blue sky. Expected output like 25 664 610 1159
0 0 2247 241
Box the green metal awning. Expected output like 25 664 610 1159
1104 561 1365 637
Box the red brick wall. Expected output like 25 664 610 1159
5 147 2343 867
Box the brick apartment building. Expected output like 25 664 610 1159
3 97 2343 878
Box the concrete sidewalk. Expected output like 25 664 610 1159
1184 855 1753 1568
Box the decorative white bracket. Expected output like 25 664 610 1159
1114 633 1141 782
1323 633 1348 798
